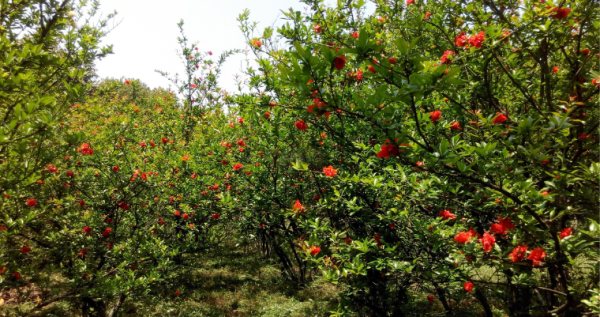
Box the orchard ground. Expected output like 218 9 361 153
1 238 511 317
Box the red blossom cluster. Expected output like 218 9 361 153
323 165 338 177
310 246 321 256
455 31 486 49
440 50 455 64
551 7 571 19
295 120 308 131
489 216 515 235
377 140 400 159
334 55 347 70
78 143 94 156
439 210 456 220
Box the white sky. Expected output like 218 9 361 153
95 0 314 94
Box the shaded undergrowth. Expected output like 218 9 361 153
0 240 344 317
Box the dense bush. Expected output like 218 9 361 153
229 0 599 315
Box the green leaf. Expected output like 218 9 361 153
457 162 466 173
439 67 460 84
394 38 409 55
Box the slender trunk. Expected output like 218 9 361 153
107 294 126 317
547 266 559 307
365 269 389 316
474 287 493 317
269 231 297 282
435 286 453 316
514 285 532 317
391 282 407 317
82 296 106 317
285 237 305 283
504 269 517 317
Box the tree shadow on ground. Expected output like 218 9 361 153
133 241 343 317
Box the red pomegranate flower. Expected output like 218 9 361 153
310 246 321 256
468 31 486 49
374 234 382 244
449 121 461 130
498 216 515 230
453 231 472 244
293 200 305 212
295 120 308 131
377 141 399 159
490 223 506 235
509 244 528 262
78 143 94 155
118 202 129 211
481 232 495 252
430 110 442 124
334 56 347 70
559 228 572 240
440 50 455 64
492 113 508 124
551 7 571 19
82 226 92 236
464 281 474 293
439 210 456 220
455 32 467 47
26 199 36 207
233 163 244 171
527 248 546 266
21 246 30 253
323 166 338 177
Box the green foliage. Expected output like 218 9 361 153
227 0 600 315
1 0 598 316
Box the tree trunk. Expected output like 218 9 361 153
365 269 389 316
107 293 126 317
514 285 532 317
474 287 494 317
435 286 453 316
82 296 106 317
